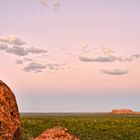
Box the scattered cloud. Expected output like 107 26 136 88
101 68 128 75
26 47 47 54
15 59 23 64
79 55 115 62
36 69 43 73
124 54 140 62
1 36 139 75
6 46 28 56
0 34 67 73
132 54 140 59
0 43 8 50
79 54 140 63
0 35 25 45
52 0 61 10
39 0 61 9
80 45 89 54
78 47 140 76
79 56 96 62
23 58 33 62
101 48 114 55
39 0 48 6
23 62 46 72
109 54 140 62
0 35 47 58
46 63 63 70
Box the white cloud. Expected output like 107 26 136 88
101 68 128 75
6 46 28 56
23 62 46 72
26 47 47 54
0 35 25 45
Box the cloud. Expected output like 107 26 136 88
132 54 140 59
0 35 25 45
23 62 46 72
0 43 8 50
79 47 140 64
52 0 61 10
80 45 89 54
26 47 47 54
23 58 33 61
23 62 65 73
129 54 140 61
0 34 65 73
113 54 140 62
6 46 28 56
46 63 62 70
39 0 48 6
79 55 115 62
39 0 61 9
78 48 139 76
101 68 128 75
15 59 23 64
79 53 140 63
101 48 114 55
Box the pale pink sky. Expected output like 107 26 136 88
0 0 140 112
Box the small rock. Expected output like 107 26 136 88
34 127 80 140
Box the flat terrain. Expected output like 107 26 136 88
21 113 140 140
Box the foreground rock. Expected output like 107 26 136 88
0 80 22 140
34 127 80 140
112 109 135 114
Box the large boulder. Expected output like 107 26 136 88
0 80 22 140
34 127 80 140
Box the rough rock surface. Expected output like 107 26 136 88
34 127 80 140
112 109 134 114
0 80 22 140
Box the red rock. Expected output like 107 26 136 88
34 127 80 140
111 109 134 114
0 80 22 140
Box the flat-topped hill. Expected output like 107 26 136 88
111 109 140 114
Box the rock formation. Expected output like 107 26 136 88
0 80 22 140
111 109 134 114
34 127 80 140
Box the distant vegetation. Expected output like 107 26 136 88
21 114 140 140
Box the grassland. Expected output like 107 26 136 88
21 113 140 140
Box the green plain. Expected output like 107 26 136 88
21 114 140 140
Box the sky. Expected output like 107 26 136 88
0 0 140 112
